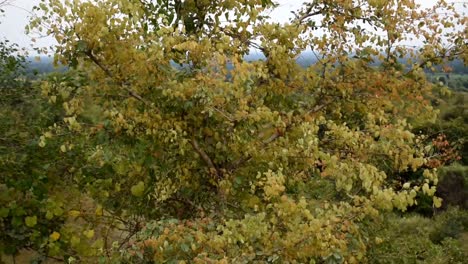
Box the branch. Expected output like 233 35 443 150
228 154 252 172
262 128 283 145
85 51 148 104
211 107 234 122
0 0 12 8
307 100 330 115
190 137 222 179
296 10 324 24
220 27 265 54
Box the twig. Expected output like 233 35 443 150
297 10 324 24
117 217 141 250
262 129 283 145
306 101 330 115
211 107 234 122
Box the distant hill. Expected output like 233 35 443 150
244 51 468 74
24 52 467 77
24 57 67 77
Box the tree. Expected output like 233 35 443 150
16 0 468 262
0 39 25 88
0 0 26 89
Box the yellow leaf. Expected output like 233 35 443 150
70 236 81 247
433 196 442 208
25 216 37 227
131 181 145 197
95 205 103 216
46 211 54 220
50 231 61 241
375 237 383 244
84 229 95 239
68 210 81 218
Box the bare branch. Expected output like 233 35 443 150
0 0 13 7
296 10 324 24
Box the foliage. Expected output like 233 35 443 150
428 73 468 92
364 208 467 264
429 206 468 244
0 0 465 262
0 39 26 88
0 70 95 260
436 165 468 210
0 0 27 88
0 80 55 256
417 89 467 165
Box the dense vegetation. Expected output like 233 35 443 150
1 0 467 263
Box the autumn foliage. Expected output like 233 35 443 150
1 0 467 262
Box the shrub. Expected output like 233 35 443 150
365 209 467 264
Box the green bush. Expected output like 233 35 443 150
430 207 468 244
0 39 26 89
0 71 93 260
436 165 468 210
416 90 467 165
365 208 467 263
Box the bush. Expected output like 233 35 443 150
365 209 467 264
0 39 26 89
430 207 468 244
0 70 95 260
436 165 468 210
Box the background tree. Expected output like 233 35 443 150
0 39 25 88
0 0 26 89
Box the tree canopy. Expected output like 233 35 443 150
1 0 467 262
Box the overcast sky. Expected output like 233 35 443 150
0 0 462 51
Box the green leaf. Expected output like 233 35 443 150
0 208 9 218
46 211 54 220
76 40 88 53
180 243 190 252
25 216 38 227
131 181 145 197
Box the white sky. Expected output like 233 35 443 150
0 0 464 51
